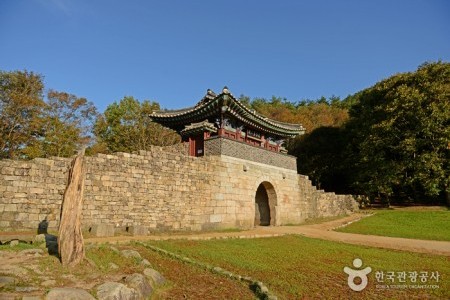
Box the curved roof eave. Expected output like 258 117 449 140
150 88 306 136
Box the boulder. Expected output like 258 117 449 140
143 268 166 286
34 234 46 244
140 259 152 267
124 273 153 299
46 287 95 300
0 276 15 288
41 279 56 287
96 282 138 300
120 250 141 260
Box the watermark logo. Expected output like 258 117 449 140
344 258 372 291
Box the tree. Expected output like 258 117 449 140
93 96 180 153
347 61 450 204
244 96 349 132
0 70 45 159
288 127 351 193
24 90 98 158
58 150 86 267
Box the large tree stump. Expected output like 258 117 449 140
58 150 86 266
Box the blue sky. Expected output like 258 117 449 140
1 0 449 112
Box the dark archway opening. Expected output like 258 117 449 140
255 184 271 226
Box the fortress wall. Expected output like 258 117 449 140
0 157 70 231
0 147 358 232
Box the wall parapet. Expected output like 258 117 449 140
204 137 297 170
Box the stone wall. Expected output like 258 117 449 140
205 137 297 170
0 146 358 232
0 157 71 230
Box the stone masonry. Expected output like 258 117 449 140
204 137 297 170
0 146 358 232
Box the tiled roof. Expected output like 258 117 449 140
180 120 217 136
150 87 305 137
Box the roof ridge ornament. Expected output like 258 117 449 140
206 89 216 97
222 86 230 94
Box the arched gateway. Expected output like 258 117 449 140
254 182 277 226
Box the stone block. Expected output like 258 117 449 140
90 224 115 237
210 214 222 223
4 204 17 212
129 225 148 236
29 187 44 194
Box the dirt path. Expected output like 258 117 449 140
85 213 450 256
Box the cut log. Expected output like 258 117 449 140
58 150 86 267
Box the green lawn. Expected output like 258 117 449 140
335 209 450 241
147 236 449 299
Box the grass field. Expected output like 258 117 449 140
147 235 449 299
335 209 450 241
0 243 254 299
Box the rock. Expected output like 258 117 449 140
46 287 95 300
90 224 115 237
108 263 119 270
10 240 19 247
20 249 45 256
143 268 166 286
0 276 15 287
129 226 148 236
140 259 152 267
124 273 153 299
120 250 141 260
15 286 39 292
41 279 56 287
96 282 138 300
34 234 46 244
1 265 28 277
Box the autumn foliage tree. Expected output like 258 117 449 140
242 96 349 132
1 70 98 159
24 90 98 158
93 96 180 153
0 70 45 159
